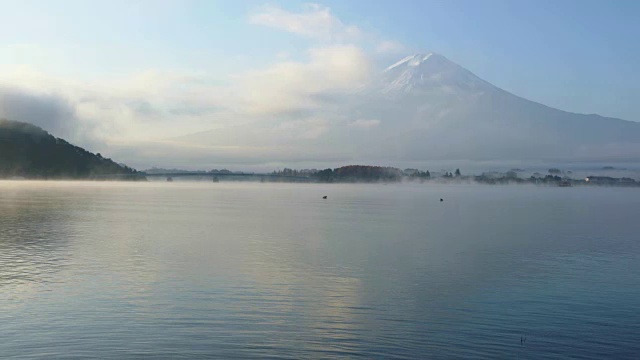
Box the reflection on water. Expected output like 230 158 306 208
0 188 75 307
1 181 639 358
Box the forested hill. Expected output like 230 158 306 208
0 119 143 180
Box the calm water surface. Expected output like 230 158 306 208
1 181 639 359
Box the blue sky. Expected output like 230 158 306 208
0 0 639 169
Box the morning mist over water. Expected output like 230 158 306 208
2 0 640 358
1 181 639 358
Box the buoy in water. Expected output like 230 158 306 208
440 198 443 202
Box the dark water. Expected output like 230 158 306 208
1 181 639 359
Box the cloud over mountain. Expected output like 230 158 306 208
236 45 372 115
249 3 363 42
175 52 640 169
3 49 639 171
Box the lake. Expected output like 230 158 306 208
1 181 639 359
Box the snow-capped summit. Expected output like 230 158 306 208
379 53 491 95
384 53 437 71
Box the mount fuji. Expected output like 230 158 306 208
347 53 640 163
178 53 640 167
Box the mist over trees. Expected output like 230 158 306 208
272 165 431 183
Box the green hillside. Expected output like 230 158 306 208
0 119 144 180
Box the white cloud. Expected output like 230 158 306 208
376 40 406 54
277 118 330 139
0 53 372 169
249 3 362 42
0 4 412 170
236 45 372 115
0 65 231 146
348 119 381 129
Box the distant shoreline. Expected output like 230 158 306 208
4 175 637 188
3 164 639 187
137 165 640 187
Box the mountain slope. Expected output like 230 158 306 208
174 53 640 166
0 119 143 179
354 53 640 162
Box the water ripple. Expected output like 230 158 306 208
1 182 639 358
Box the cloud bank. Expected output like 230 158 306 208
249 3 362 42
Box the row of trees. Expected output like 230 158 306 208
269 166 465 182
270 168 317 177
441 169 462 178
314 166 402 182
